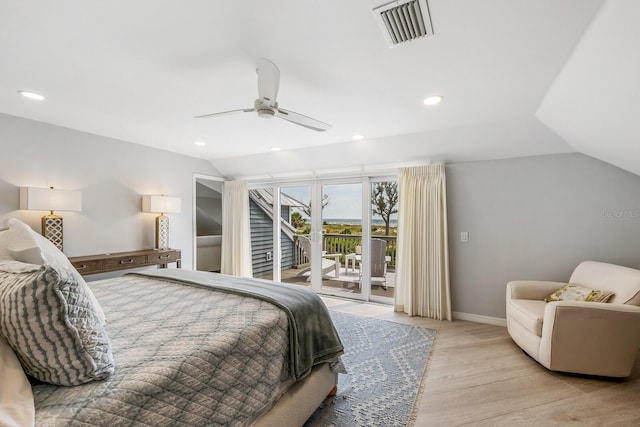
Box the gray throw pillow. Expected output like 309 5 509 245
0 260 114 386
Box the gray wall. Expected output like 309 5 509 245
447 153 640 319
0 113 221 273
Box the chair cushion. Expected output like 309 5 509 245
544 283 614 303
508 299 547 336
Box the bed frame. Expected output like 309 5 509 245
255 363 337 426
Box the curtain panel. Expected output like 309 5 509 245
395 164 451 320
221 180 253 277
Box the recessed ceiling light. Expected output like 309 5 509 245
18 90 45 101
271 147 282 152
194 140 206 146
352 134 365 140
423 95 443 106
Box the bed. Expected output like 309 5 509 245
0 219 343 427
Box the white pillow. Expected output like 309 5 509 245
0 218 106 326
0 337 35 427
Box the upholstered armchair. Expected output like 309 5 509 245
506 261 640 378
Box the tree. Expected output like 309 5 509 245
290 211 306 229
301 194 330 217
371 182 398 236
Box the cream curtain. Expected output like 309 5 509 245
395 164 451 320
221 180 253 277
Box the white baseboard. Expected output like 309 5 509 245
452 311 507 327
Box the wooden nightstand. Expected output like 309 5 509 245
69 248 181 276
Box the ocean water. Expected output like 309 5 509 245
324 218 397 226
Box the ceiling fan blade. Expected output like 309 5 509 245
256 58 280 107
193 108 254 119
276 108 331 132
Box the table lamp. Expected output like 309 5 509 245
142 195 181 250
20 186 82 251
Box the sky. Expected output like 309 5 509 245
281 182 397 221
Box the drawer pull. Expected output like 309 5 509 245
160 255 171 259
120 259 135 265
77 264 87 270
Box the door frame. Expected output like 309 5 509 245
192 173 225 270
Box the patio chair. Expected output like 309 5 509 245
345 245 361 273
358 238 388 290
297 236 341 279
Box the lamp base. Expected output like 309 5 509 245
155 214 170 250
42 213 64 251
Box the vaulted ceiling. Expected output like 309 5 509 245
2 1 637 179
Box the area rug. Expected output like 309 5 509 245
305 310 436 427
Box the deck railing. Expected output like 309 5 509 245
293 234 397 270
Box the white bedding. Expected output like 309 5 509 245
0 337 35 427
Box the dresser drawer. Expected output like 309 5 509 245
71 259 104 275
105 255 148 270
69 249 181 276
149 251 180 264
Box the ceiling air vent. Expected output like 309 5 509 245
372 0 434 47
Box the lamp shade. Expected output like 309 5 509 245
142 195 181 214
20 187 82 212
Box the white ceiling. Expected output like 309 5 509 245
0 0 619 178
537 0 640 178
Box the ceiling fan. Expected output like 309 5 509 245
194 58 331 132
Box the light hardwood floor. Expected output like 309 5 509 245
322 296 640 426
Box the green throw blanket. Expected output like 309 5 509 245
128 270 344 380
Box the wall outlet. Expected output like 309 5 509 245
266 251 272 261
461 231 469 243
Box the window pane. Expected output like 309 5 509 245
279 186 312 288
370 180 398 299
321 183 363 296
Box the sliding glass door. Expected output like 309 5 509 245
319 182 365 299
247 187 276 280
370 180 398 301
248 175 397 304
278 185 312 288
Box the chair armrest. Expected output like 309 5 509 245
539 302 640 377
507 281 566 301
547 301 640 313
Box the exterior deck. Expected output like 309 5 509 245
257 264 396 299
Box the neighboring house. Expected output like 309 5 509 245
248 189 306 277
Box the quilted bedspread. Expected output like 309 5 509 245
31 273 333 426
134 269 344 380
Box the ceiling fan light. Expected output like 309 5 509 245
271 147 281 151
257 108 275 119
352 134 365 140
18 90 45 101
423 95 443 106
